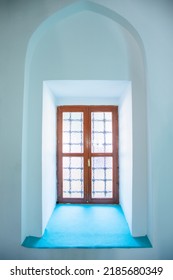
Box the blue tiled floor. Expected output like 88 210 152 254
22 204 151 248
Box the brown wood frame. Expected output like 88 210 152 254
57 106 119 204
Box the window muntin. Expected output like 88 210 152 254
62 112 83 153
63 157 84 198
91 157 113 198
91 112 112 153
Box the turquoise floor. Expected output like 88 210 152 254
23 204 151 248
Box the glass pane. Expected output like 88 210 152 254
91 157 113 198
91 112 112 153
63 112 83 153
63 157 84 198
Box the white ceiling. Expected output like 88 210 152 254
44 80 130 99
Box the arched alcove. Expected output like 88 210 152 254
22 0 148 242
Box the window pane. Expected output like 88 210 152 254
91 157 113 198
63 157 84 198
91 112 112 153
63 112 83 153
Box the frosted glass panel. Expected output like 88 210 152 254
63 157 84 198
63 112 83 153
91 112 112 153
91 157 113 198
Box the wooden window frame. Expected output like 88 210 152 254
57 106 119 204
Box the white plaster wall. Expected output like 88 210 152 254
42 83 57 233
0 0 173 260
123 28 148 237
119 84 133 234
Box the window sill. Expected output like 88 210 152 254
22 204 151 248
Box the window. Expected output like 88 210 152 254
57 106 119 204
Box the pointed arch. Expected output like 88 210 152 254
22 0 148 241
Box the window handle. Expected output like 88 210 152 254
88 159 90 167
